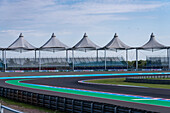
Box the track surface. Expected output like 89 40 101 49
0 72 170 113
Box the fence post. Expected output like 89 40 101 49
31 93 33 104
63 98 66 111
101 105 105 113
56 97 58 110
49 96 51 108
81 101 83 113
72 100 74 113
128 109 131 113
91 103 93 113
114 106 117 113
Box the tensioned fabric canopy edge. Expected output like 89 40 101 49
137 33 167 50
6 33 36 52
71 33 100 51
1 33 169 52
39 33 68 52
99 33 132 51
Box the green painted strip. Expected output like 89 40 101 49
6 79 170 107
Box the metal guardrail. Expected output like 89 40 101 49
125 74 170 84
0 104 23 113
0 87 158 113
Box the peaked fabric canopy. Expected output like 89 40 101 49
103 33 130 50
40 33 68 51
7 33 36 52
139 33 166 50
72 33 99 51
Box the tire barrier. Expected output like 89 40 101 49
0 87 157 113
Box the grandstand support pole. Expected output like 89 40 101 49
126 49 128 70
72 50 74 71
104 49 107 70
39 50 41 72
2 50 4 67
167 48 170 70
35 49 36 62
96 50 98 62
4 50 6 72
136 49 138 71
66 50 69 62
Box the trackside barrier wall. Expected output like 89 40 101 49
0 87 157 113
125 75 170 84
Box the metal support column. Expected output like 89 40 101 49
39 50 41 72
2 50 4 71
126 49 128 70
66 50 69 62
35 50 36 62
136 49 138 71
96 50 98 62
104 49 107 70
167 48 170 70
72 50 74 71
4 50 6 72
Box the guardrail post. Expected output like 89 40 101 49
81 101 83 113
63 98 66 111
91 103 93 113
101 105 105 113
56 97 58 110
42 95 44 106
114 106 117 113
49 96 51 108
72 100 74 113
36 94 39 105
30 93 33 104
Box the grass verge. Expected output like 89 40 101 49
85 78 170 89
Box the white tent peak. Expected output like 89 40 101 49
84 33 87 37
40 33 68 51
140 33 165 49
51 33 55 37
72 33 99 50
151 33 154 38
114 33 118 38
7 33 36 51
19 33 24 37
103 33 130 50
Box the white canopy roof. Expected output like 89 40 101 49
7 33 36 52
72 33 99 51
103 33 130 50
139 33 166 49
40 33 68 51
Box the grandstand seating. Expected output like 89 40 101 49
1 57 127 70
146 57 168 69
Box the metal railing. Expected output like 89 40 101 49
125 74 170 84
0 103 23 113
0 87 157 113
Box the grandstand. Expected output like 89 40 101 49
0 33 170 72
0 57 127 71
146 57 168 69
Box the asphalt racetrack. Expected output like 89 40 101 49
0 72 170 113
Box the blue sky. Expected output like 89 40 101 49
0 0 170 60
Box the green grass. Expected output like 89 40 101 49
0 96 62 113
86 78 170 89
